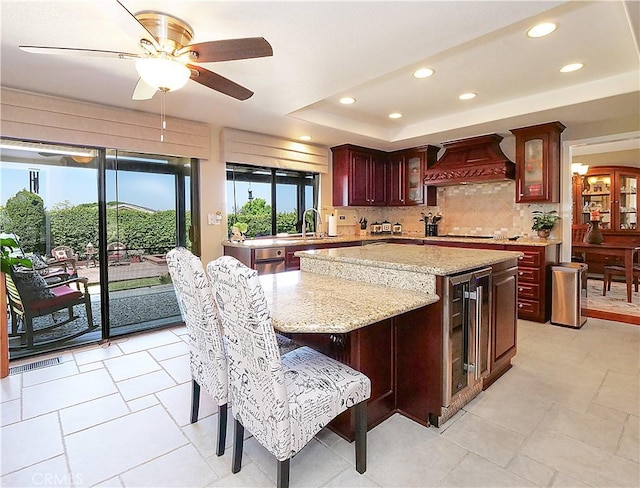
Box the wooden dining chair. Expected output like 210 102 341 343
602 264 640 296
207 256 371 488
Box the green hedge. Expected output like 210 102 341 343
4 201 190 257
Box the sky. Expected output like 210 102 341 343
1 162 186 212
226 180 307 214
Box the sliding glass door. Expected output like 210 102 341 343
104 149 191 338
1 139 195 358
0 140 102 358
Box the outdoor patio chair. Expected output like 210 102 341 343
1 233 76 284
5 266 96 348
49 245 79 266
166 247 299 458
207 256 370 488
107 242 129 266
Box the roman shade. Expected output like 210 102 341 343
221 128 329 174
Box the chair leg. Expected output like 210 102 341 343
190 380 201 423
231 418 244 474
277 459 290 488
216 403 228 457
354 400 367 474
84 297 94 329
26 317 34 348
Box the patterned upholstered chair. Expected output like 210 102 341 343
207 256 371 488
166 247 229 456
166 248 300 457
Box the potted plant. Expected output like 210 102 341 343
1 236 32 378
531 210 560 238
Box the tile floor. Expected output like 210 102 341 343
1 318 638 488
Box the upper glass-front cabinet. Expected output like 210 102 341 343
618 172 637 231
576 166 639 233
511 121 566 203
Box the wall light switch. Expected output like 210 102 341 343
208 213 216 225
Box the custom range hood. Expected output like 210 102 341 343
423 133 515 186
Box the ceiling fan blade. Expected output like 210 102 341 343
188 65 253 100
132 79 157 100
113 0 161 51
181 37 273 63
19 45 139 59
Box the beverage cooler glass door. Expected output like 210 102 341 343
444 268 491 405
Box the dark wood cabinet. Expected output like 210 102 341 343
386 147 440 206
387 151 406 206
514 245 559 323
332 144 387 206
486 263 518 387
333 144 438 207
572 165 640 274
425 239 559 323
511 121 565 203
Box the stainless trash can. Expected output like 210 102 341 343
551 262 588 328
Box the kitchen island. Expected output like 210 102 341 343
225 234 560 323
259 243 520 439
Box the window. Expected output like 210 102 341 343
226 163 318 238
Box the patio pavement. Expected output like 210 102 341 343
77 259 169 284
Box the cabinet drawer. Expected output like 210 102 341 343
517 251 541 267
516 267 540 283
517 282 540 300
517 298 540 316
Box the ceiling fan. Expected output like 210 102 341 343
18 0 272 101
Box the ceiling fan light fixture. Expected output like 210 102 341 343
71 155 94 164
135 57 191 92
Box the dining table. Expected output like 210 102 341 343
571 242 640 303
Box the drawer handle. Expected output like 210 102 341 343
518 304 523 308
519 272 524 276
518 256 524 260
519 288 524 292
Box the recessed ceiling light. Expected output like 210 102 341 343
339 97 356 105
458 92 476 100
413 68 435 79
526 22 557 38
299 135 312 141
388 112 403 119
560 63 584 73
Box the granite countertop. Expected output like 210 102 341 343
260 270 438 334
297 243 522 276
223 234 560 249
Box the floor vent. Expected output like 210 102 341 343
9 357 61 375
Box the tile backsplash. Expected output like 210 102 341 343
329 181 561 238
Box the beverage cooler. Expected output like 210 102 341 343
438 267 491 425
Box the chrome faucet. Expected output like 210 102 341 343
302 207 322 239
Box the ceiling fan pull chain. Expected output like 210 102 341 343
160 89 166 142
